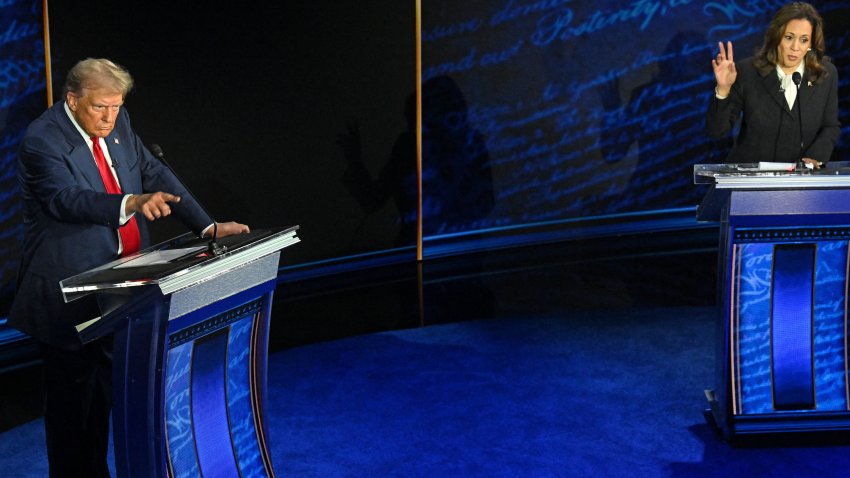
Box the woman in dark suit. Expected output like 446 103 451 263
706 2 839 168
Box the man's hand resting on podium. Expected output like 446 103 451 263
206 221 251 238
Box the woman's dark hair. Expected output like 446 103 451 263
754 2 829 82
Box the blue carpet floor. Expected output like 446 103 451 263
2 306 850 476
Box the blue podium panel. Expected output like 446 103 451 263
770 244 815 410
66 228 299 477
165 341 197 476
733 242 774 416
228 316 271 477
730 237 849 418
164 290 276 478
696 169 850 436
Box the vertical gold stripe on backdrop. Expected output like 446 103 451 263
415 0 423 262
415 0 425 326
43 0 53 106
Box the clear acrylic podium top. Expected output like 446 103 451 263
60 226 300 303
694 161 850 189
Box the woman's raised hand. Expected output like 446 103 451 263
712 41 736 97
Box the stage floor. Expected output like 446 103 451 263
2 236 849 476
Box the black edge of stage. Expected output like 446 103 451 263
268 223 720 353
702 408 850 448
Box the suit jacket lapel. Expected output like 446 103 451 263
760 69 792 116
104 134 135 193
53 103 107 192
70 144 107 192
797 71 816 121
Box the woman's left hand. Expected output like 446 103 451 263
802 158 823 169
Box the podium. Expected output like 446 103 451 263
61 226 300 477
696 163 850 438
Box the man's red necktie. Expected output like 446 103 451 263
90 136 141 256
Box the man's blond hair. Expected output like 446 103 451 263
64 58 134 97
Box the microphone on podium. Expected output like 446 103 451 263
791 71 801 86
792 72 805 171
149 144 226 256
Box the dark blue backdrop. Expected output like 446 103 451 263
420 0 850 237
0 0 45 338
2 0 850 329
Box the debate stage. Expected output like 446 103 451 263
2 232 849 476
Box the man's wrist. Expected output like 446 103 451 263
120 194 135 225
200 223 215 238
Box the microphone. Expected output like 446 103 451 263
149 144 226 256
792 72 805 171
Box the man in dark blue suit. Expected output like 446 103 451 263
9 58 249 477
